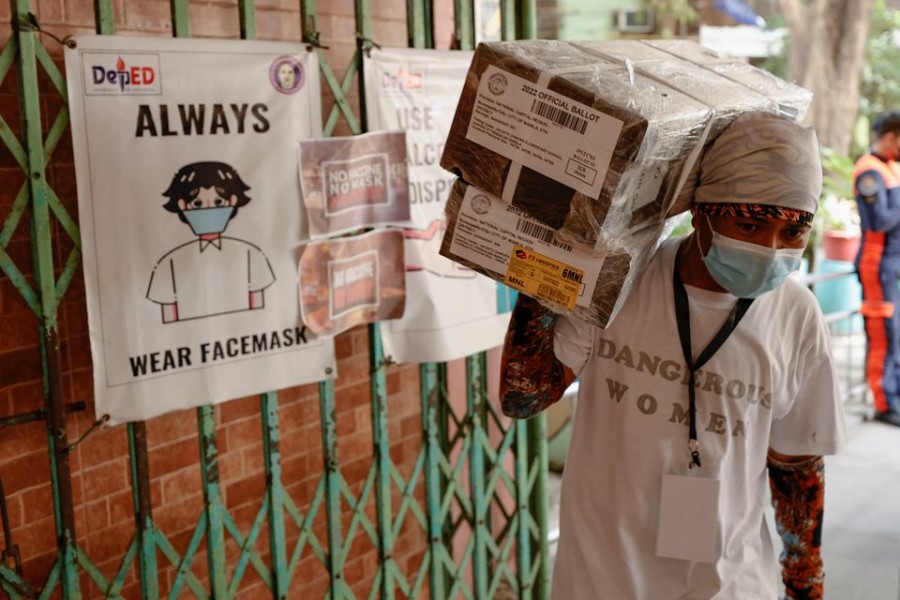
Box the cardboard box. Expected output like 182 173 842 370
643 39 813 121
440 39 713 248
439 40 811 327
441 179 661 328
593 40 812 215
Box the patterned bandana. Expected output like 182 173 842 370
694 112 822 215
693 202 814 226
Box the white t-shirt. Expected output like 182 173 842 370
552 237 847 600
147 237 275 321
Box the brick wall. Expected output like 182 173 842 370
0 0 450 596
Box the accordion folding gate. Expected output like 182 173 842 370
0 0 550 598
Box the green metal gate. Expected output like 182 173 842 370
0 0 550 598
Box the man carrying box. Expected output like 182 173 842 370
500 112 846 599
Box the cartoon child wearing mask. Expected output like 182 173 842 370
146 162 276 323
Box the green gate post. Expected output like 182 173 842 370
527 415 549 598
453 4 495 598
88 4 163 597
198 405 229 597
261 392 289 600
453 0 475 49
419 363 447 599
234 4 291 598
165 4 229 597
39 330 78 600
517 0 537 42
303 0 363 137
128 422 161 599
10 0 81 597
357 0 399 593
513 419 532 599
170 0 190 40
318 379 346 600
466 354 490 598
295 4 352 598
368 326 395 600
93 0 114 33
406 0 433 49
500 0 516 40
403 1 446 598
238 0 258 41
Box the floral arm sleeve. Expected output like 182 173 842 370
767 453 826 600
500 295 576 419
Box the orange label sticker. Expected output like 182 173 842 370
504 244 583 310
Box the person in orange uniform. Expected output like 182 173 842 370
854 110 900 427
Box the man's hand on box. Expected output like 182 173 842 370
500 295 575 418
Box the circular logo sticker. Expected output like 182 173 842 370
487 73 508 96
270 56 305 94
858 173 880 197
471 194 492 215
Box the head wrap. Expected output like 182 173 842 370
693 202 814 226
693 112 822 217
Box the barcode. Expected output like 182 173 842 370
531 99 588 134
515 219 573 252
538 284 569 307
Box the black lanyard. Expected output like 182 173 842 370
673 267 753 469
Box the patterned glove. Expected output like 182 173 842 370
768 454 826 600
499 295 572 418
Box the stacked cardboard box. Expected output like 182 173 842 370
584 39 811 216
439 39 811 328
644 39 812 122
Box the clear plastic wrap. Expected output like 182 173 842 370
441 40 712 245
439 40 811 328
643 39 812 122
440 178 662 329
576 40 780 216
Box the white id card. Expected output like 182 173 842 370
656 473 721 563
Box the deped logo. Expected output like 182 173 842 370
84 53 162 96
381 65 424 92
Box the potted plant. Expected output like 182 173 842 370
817 147 861 263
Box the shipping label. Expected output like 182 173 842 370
505 246 583 310
465 64 623 198
448 186 604 308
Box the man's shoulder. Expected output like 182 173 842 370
786 274 814 294
763 276 822 321
653 236 683 266
855 154 892 184
855 167 887 197
630 237 680 290
854 152 883 169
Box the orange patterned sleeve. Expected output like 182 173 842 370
768 455 826 600
500 295 575 418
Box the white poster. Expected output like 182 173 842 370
65 36 336 424
363 47 514 364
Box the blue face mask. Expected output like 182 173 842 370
182 206 234 235
702 230 804 298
